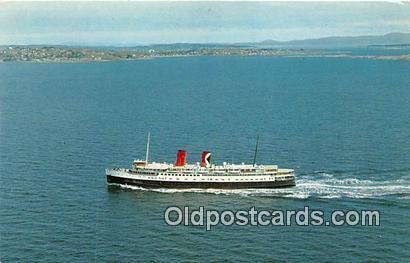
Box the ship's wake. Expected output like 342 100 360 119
110 171 410 200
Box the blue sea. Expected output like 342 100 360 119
1 56 409 262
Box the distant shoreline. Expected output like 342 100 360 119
1 46 409 63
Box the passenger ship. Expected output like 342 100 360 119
106 134 295 189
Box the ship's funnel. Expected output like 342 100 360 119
201 151 211 167
175 150 187 166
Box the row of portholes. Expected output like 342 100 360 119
140 176 273 182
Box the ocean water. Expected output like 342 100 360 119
0 56 409 262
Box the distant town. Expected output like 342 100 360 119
1 45 409 63
0 46 324 62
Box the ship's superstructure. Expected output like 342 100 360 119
106 134 295 189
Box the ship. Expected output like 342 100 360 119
106 133 295 189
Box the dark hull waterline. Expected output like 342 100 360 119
106 175 296 189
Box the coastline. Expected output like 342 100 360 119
1 46 409 63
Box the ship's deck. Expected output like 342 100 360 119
130 161 293 175
108 161 294 178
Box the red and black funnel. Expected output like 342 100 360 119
201 151 211 167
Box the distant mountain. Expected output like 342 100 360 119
257 39 282 46
5 32 409 50
144 33 410 50
255 33 410 48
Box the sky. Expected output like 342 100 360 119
0 1 409 45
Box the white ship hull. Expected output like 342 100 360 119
106 168 296 189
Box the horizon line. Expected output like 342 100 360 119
2 31 409 47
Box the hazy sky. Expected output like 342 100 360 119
1 1 409 45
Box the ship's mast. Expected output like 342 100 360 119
253 135 259 167
145 132 150 163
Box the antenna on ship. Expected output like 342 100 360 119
253 135 259 167
145 131 150 164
